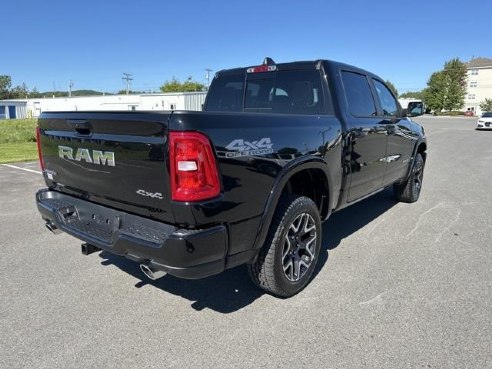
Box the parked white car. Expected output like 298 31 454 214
477 112 492 130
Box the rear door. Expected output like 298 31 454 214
341 71 388 202
38 111 174 223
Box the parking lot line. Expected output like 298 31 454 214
1 164 42 174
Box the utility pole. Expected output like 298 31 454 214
205 68 213 89
122 73 133 95
68 80 74 97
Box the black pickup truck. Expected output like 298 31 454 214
36 58 426 297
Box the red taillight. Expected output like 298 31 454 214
36 127 45 171
169 131 221 202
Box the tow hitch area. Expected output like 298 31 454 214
81 243 100 255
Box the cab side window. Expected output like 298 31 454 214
373 79 399 116
341 71 377 117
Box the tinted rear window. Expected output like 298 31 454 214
341 71 377 117
205 70 326 115
204 74 244 112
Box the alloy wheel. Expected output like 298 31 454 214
282 213 317 282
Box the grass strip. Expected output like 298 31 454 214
0 142 39 164
0 118 38 144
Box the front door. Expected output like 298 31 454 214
371 79 413 185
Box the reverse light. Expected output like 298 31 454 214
169 131 221 202
177 161 198 171
36 127 45 171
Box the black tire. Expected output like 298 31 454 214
394 152 425 203
248 195 322 297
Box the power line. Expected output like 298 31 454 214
205 69 213 89
122 73 133 95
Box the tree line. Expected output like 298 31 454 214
4 65 492 112
0 75 112 99
0 74 206 100
398 58 492 113
0 76 37 99
423 58 468 112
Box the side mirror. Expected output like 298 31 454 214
407 102 424 117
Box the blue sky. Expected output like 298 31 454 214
2 0 490 94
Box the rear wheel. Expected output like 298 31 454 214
248 195 321 297
394 152 425 203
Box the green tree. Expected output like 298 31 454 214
400 91 424 99
71 90 106 96
442 58 467 111
423 58 468 113
9 82 29 99
29 87 42 98
479 98 492 112
423 71 447 112
160 77 205 93
160 77 182 92
385 80 398 98
0 75 12 99
182 77 205 92
117 89 142 95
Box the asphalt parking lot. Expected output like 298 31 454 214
0 116 490 368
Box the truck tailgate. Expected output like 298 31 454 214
38 111 174 223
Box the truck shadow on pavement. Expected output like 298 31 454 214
98 188 396 313
312 188 396 279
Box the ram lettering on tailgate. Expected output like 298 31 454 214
58 146 115 166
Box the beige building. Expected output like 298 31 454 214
464 57 492 115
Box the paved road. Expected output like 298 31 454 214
0 116 490 368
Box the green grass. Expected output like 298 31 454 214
0 119 39 163
0 118 37 144
0 142 39 164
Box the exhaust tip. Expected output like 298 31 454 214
140 263 166 280
45 221 61 235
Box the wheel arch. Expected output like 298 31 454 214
251 157 333 252
417 141 427 160
403 139 427 180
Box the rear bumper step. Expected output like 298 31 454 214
36 189 227 279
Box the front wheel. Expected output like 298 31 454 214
248 196 322 297
394 152 425 203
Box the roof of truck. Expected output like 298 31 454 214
215 58 383 81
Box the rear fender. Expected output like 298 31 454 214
251 156 332 252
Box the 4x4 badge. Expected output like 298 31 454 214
224 137 274 158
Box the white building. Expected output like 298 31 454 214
0 100 27 119
464 57 492 115
0 92 207 119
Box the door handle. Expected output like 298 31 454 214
67 119 92 135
